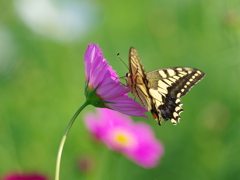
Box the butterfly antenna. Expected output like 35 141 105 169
117 53 129 71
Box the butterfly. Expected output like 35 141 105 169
126 47 205 125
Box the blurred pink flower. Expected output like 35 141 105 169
84 44 148 118
84 108 164 168
77 155 95 173
2 172 47 180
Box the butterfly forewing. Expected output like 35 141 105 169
126 47 153 111
126 47 205 126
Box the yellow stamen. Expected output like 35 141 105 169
116 134 128 144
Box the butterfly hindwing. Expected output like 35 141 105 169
126 47 205 126
147 67 205 125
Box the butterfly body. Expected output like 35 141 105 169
126 47 205 125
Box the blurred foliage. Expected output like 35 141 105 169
1 0 240 179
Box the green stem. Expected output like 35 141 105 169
55 101 89 180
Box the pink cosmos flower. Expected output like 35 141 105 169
2 172 47 180
84 108 164 168
84 44 148 118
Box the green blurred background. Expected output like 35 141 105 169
1 0 240 179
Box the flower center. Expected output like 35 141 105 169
116 134 128 144
110 128 137 149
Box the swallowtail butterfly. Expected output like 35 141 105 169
126 47 205 125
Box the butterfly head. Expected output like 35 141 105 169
125 72 132 88
126 72 131 77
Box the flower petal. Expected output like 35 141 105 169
106 96 148 118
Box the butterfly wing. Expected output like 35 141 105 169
147 67 205 125
126 47 154 111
